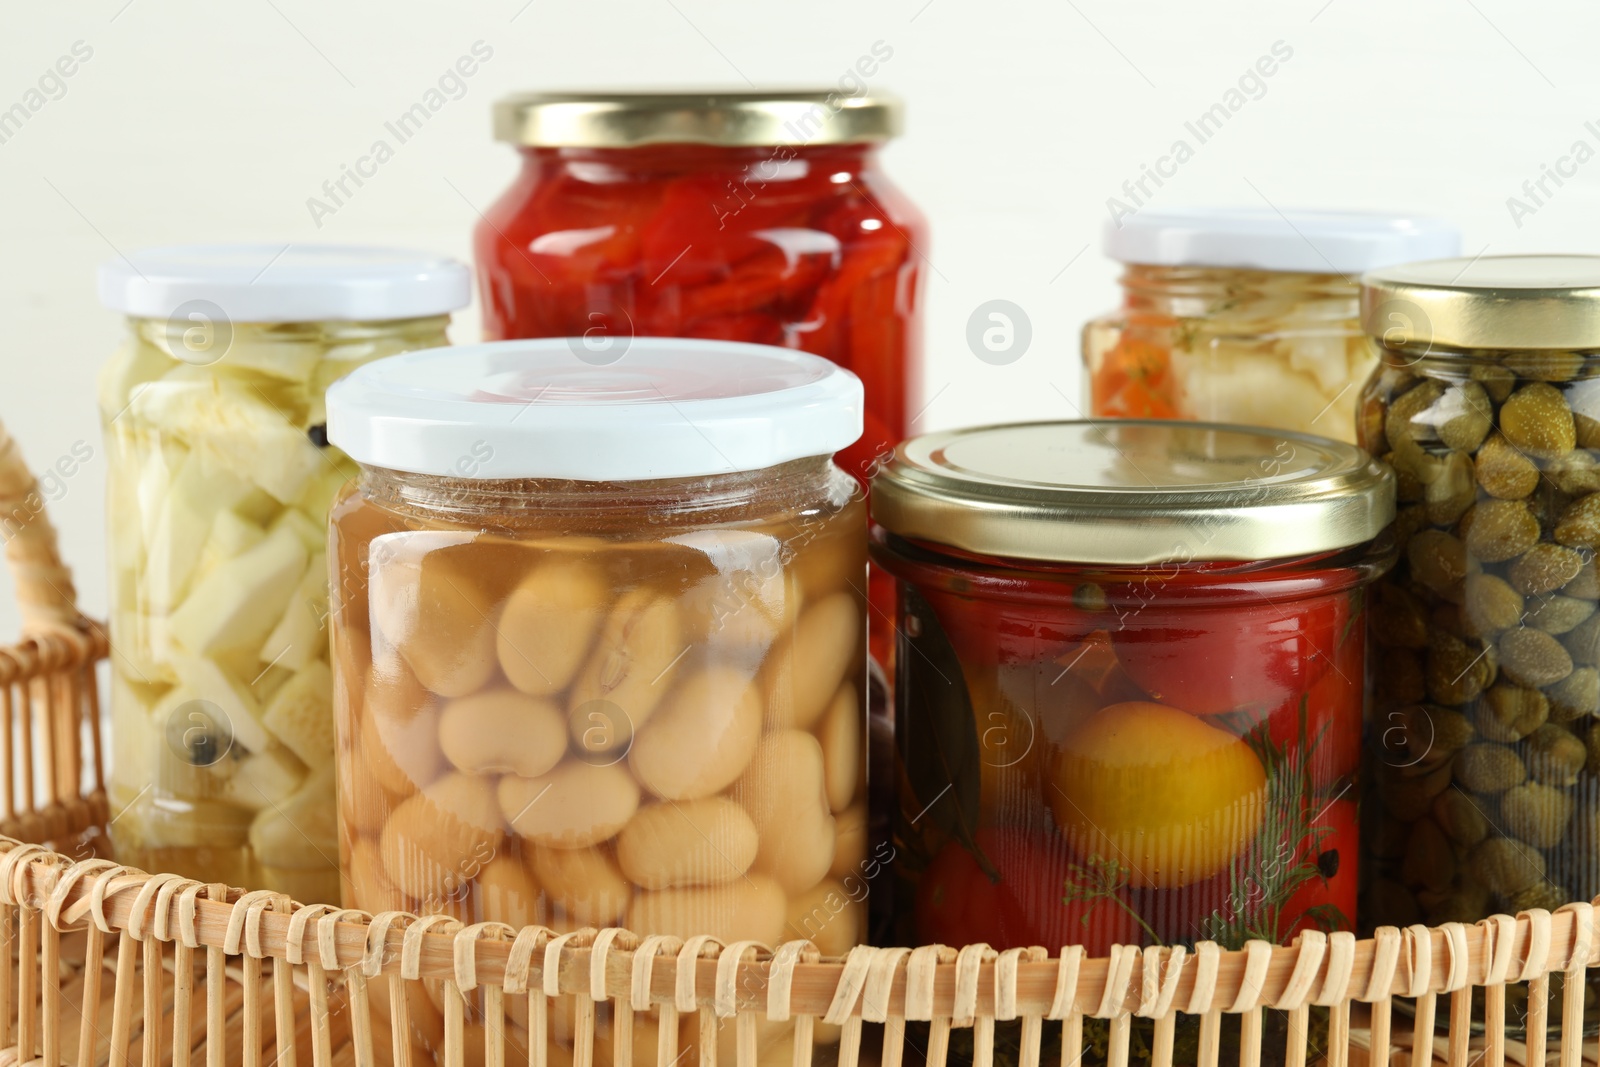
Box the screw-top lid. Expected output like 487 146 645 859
1361 254 1600 352
326 338 864 481
871 420 1394 565
98 245 471 323
493 90 902 148
1104 208 1460 275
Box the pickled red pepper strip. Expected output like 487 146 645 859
476 143 926 491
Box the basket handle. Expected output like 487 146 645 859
0 418 84 634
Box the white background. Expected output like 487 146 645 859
2 0 1599 637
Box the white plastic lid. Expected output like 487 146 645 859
1104 208 1461 274
325 338 864 481
98 244 472 322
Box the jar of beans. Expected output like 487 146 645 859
324 338 869 1065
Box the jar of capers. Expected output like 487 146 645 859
1360 255 1600 940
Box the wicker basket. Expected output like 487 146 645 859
0 420 1597 1067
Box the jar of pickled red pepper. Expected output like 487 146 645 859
1084 209 1458 442
98 245 470 904
1359 256 1600 941
871 420 1394 957
326 338 870 1065
478 91 923 486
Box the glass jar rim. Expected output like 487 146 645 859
870 420 1394 566
493 90 902 148
1361 253 1600 351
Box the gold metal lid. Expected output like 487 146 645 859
871 420 1394 565
1361 254 1600 351
493 90 902 148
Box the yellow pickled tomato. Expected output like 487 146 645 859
1050 701 1265 889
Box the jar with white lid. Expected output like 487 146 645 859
99 245 470 903
325 338 868 1064
1083 208 1459 441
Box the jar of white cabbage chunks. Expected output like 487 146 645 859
1084 208 1460 442
97 245 469 902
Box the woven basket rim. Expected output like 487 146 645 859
0 837 1593 1024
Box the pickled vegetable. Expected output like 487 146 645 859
1085 266 1373 442
878 536 1376 951
103 315 450 899
1363 345 1600 931
331 458 868 945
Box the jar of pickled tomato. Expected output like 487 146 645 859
98 245 469 903
326 339 870 1065
1084 209 1458 442
1358 256 1600 943
871 420 1394 957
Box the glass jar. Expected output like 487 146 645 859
478 91 924 672
1359 255 1600 936
871 420 1394 954
326 339 868 1066
98 245 470 903
1084 209 1458 441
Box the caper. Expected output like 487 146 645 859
1386 704 1474 766
1377 760 1453 820
1359 392 1390 454
1425 450 1476 525
1464 574 1526 636
1501 382 1576 457
1524 723 1588 786
1408 529 1472 600
1463 500 1541 563
1476 683 1549 742
1554 492 1600 549
1525 594 1595 635
1425 879 1494 924
1437 381 1494 452
1546 452 1600 497
1432 787 1491 846
1390 437 1445 488
1564 560 1600 599
1402 817 1457 891
1499 780 1575 848
1385 378 1446 448
1455 743 1528 793
1474 433 1541 500
1509 543 1585 596
1506 349 1585 383
1498 627 1574 687
1547 667 1600 722
1566 613 1600 668
1575 411 1600 451
1385 453 1424 503
1471 836 1547 896
1508 882 1571 913
1428 631 1495 704
1371 584 1430 648
1471 362 1517 403
1394 504 1428 549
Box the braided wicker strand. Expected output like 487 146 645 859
0 827 1592 1066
